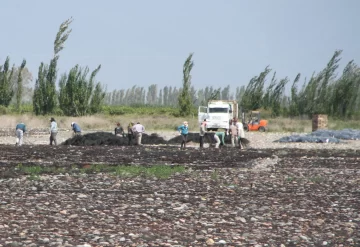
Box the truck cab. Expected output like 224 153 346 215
198 100 238 131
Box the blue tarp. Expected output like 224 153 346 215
274 129 360 143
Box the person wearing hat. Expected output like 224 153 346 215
177 121 189 149
71 122 81 136
127 122 135 145
199 119 207 148
50 117 58 145
114 122 125 137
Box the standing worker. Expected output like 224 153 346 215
132 122 145 145
71 122 81 136
15 122 26 146
199 119 207 148
50 117 58 145
229 121 238 147
177 121 189 149
114 122 125 137
127 122 134 145
236 119 246 149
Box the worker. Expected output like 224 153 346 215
235 118 246 149
132 122 145 145
114 122 125 137
50 117 58 145
15 122 26 146
199 119 207 148
214 129 226 148
71 122 81 136
127 122 134 145
229 121 238 147
177 121 189 149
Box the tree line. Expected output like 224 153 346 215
106 50 360 119
0 18 106 116
1 18 359 118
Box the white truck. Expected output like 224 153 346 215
198 100 239 131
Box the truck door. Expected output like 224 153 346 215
198 106 208 125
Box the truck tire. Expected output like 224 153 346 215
244 125 249 132
258 126 266 132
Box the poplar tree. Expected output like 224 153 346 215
178 53 194 116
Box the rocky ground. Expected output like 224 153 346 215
0 130 359 246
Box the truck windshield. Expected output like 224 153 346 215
209 107 228 113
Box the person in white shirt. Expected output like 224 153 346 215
132 122 145 145
235 118 246 149
199 119 207 148
50 117 58 145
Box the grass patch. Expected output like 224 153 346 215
210 170 219 181
308 176 326 183
113 165 186 179
16 164 67 176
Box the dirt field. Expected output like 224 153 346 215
0 131 359 246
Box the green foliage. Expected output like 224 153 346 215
58 64 105 116
0 105 7 114
241 66 271 110
101 104 190 116
0 57 15 107
288 73 301 117
33 17 73 115
178 53 194 116
90 80 106 114
270 77 289 117
15 59 27 112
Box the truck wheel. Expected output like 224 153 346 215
244 126 249 132
258 126 266 132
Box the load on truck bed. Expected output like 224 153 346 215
198 100 238 131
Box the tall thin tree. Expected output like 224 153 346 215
33 17 73 115
178 53 194 116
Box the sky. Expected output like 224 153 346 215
1 0 360 93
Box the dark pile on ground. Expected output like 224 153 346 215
62 132 234 146
0 145 359 246
62 132 167 146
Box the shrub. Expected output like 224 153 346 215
0 105 7 114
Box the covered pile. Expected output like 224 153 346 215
274 129 360 143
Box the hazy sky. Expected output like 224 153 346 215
1 0 359 92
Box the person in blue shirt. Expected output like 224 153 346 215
177 121 189 149
15 122 26 146
71 122 81 136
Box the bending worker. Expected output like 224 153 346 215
214 129 225 149
71 122 81 135
15 122 26 146
115 122 125 137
